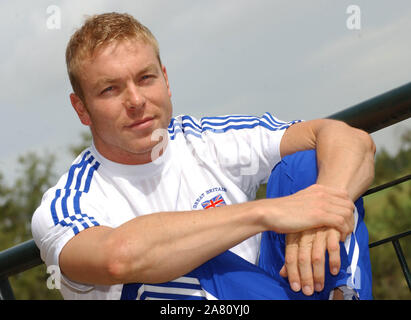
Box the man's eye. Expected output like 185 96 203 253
101 86 114 95
141 75 154 82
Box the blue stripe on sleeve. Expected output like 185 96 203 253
168 118 202 136
169 128 202 140
263 112 289 126
74 156 93 190
59 219 80 235
61 189 71 218
181 115 202 130
200 114 258 121
200 117 260 128
201 120 291 132
64 151 90 189
83 161 100 193
50 151 101 235
73 191 82 215
168 114 301 139
50 189 61 225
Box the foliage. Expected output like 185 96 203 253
0 130 410 300
363 130 411 299
374 130 411 185
68 131 92 156
0 152 62 299
0 152 56 248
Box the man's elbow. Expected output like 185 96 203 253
105 255 129 284
331 119 376 154
104 236 157 284
351 126 376 184
104 239 137 284
354 126 376 155
331 120 376 154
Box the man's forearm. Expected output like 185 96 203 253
280 119 376 201
60 200 264 285
106 201 264 284
314 120 376 201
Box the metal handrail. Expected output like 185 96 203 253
327 81 411 133
0 240 42 300
1 81 411 299
0 240 42 280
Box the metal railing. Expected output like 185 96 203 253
1 82 411 300
363 176 411 291
0 240 41 300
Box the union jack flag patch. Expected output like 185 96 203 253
201 194 226 209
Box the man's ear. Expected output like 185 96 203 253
70 93 91 126
161 65 172 98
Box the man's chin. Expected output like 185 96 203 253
124 140 168 164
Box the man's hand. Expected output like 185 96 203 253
279 227 343 295
265 183 354 295
263 184 355 236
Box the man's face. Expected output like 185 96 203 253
71 40 172 164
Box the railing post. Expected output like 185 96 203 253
0 277 15 300
392 239 411 291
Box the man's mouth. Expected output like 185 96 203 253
125 117 155 130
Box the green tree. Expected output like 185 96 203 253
0 131 92 299
69 131 92 156
0 152 62 299
364 129 411 299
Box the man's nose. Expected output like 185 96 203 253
123 83 146 110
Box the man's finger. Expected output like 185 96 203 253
283 234 301 292
279 265 288 278
327 229 341 276
297 231 315 296
312 228 326 292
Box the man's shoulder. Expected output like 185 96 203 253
168 115 202 141
31 146 107 241
37 147 98 200
169 112 291 136
168 113 263 140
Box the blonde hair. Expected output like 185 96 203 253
66 12 161 100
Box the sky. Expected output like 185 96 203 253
1 0 411 184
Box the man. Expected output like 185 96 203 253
31 12 375 300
